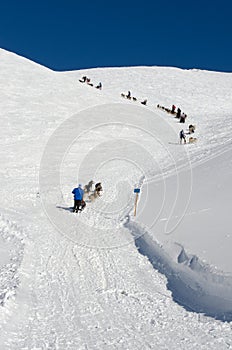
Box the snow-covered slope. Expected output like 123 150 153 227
0 48 232 349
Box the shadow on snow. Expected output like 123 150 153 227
125 220 232 322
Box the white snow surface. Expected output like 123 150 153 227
0 48 232 349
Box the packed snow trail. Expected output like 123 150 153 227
0 49 232 349
1 213 232 350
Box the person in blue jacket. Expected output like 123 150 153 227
72 184 84 213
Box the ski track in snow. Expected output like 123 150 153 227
0 49 232 349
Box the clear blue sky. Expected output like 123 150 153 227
0 0 231 72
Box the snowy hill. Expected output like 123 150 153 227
0 48 232 349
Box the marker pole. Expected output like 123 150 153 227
134 193 139 216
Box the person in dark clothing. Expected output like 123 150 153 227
96 82 102 90
127 91 131 99
179 129 186 144
180 113 187 123
176 108 181 118
72 184 84 213
171 105 176 114
79 76 87 83
73 200 82 213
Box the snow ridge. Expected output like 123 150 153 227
125 219 232 322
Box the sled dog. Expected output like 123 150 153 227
189 137 197 144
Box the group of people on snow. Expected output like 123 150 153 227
157 104 187 123
78 77 197 146
174 106 187 123
157 104 196 144
79 76 102 90
121 91 147 105
72 181 103 213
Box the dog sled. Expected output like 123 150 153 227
121 92 137 101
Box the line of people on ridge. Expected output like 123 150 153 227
157 104 197 144
72 181 103 213
121 91 147 106
78 78 197 145
79 76 102 90
157 104 187 123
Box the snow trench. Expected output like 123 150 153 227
125 219 232 322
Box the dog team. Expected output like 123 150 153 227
79 76 102 90
179 124 196 143
72 181 103 213
157 104 197 144
121 91 147 106
157 104 188 123
79 76 197 144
